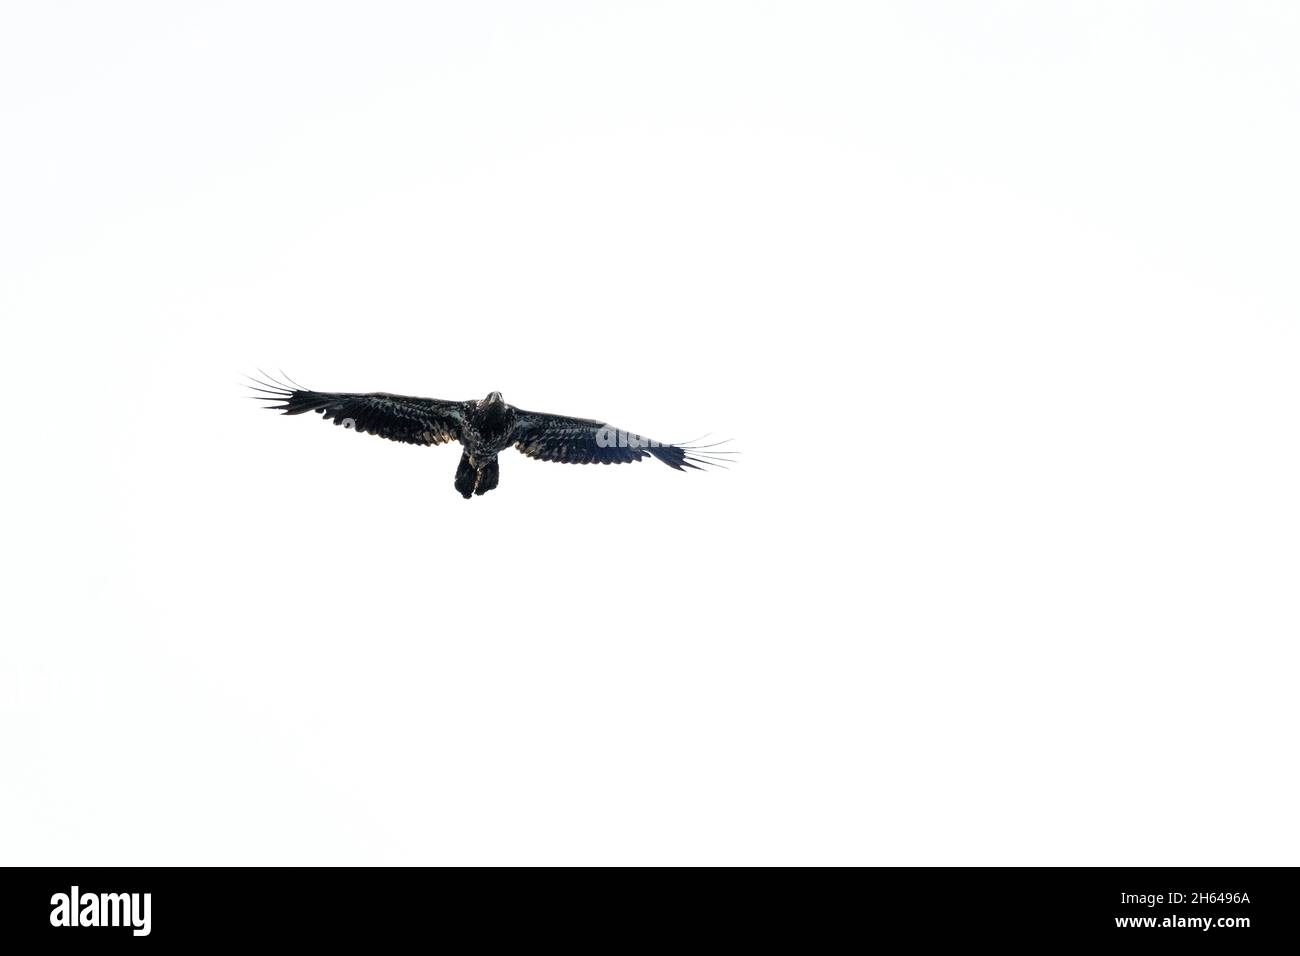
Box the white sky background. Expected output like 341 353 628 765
2 2 1297 865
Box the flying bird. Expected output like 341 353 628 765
247 372 734 498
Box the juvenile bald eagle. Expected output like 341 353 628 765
248 373 733 498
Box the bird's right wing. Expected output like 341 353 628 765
510 409 731 470
249 374 464 446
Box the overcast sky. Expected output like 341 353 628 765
3 2 1298 864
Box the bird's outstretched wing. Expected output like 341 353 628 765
248 373 463 446
510 409 733 471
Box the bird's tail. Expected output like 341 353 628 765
455 454 501 499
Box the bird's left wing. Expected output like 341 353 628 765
249 374 464 446
510 408 730 470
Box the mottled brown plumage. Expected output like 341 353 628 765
248 373 733 498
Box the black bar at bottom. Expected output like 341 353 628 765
0 866 1293 945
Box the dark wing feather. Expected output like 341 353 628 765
510 409 720 471
251 378 463 447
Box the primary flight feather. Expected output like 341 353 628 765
247 372 734 498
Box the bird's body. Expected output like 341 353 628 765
249 376 731 498
455 391 515 496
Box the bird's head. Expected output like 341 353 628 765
481 391 504 407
